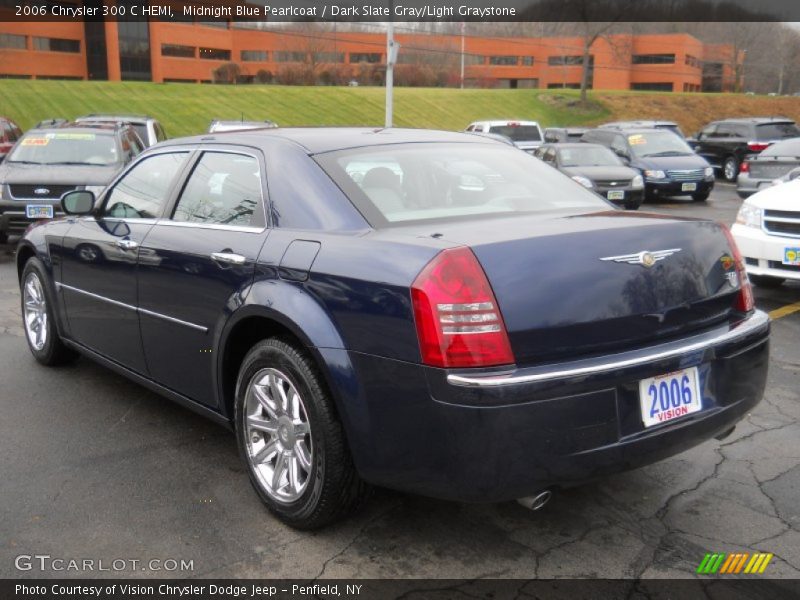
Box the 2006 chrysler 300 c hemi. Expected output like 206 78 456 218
17 128 770 529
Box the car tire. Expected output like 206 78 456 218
624 200 641 210
723 156 739 182
234 337 368 530
20 258 77 366
749 275 785 288
692 191 710 202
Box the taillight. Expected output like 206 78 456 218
747 141 770 152
411 247 514 368
721 224 754 313
740 160 749 174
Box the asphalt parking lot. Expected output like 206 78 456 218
1 181 798 580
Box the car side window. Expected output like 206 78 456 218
610 135 627 155
171 152 264 228
104 152 189 219
699 125 716 139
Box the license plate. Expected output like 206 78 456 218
681 182 697 192
639 367 702 428
25 204 53 219
607 190 625 200
784 247 800 265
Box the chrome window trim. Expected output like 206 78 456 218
56 282 208 333
155 220 265 234
447 310 770 388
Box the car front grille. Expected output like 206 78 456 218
748 162 797 179
768 260 800 272
666 169 704 181
763 209 800 237
9 184 76 200
594 179 632 187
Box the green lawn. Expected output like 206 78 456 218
0 80 608 137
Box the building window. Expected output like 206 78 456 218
274 51 306 63
314 52 345 64
199 47 231 61
547 82 582 89
162 44 195 58
631 82 674 91
685 54 700 68
632 54 675 65
521 56 534 66
198 21 228 28
0 34 26 50
489 55 518 66
464 54 485 66
349 53 381 64
33 37 80 53
547 55 585 66
117 21 152 81
241 50 268 62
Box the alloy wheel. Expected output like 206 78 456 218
724 158 737 181
23 272 47 351
243 368 313 503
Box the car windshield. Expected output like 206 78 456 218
317 143 608 226
558 146 622 167
656 124 685 138
9 132 118 166
487 125 541 142
627 131 694 157
756 122 800 140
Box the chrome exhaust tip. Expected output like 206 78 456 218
517 490 552 511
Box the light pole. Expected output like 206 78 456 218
385 1 397 128
460 22 465 89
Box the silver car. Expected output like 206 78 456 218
737 137 800 198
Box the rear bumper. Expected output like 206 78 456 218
736 174 773 197
733 223 800 281
332 311 769 502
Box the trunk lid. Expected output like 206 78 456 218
425 211 740 365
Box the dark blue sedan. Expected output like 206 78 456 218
16 128 769 529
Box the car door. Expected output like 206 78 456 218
59 151 191 373
136 148 268 408
693 124 718 164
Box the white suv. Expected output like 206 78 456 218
465 120 544 152
732 178 800 287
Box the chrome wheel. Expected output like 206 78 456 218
23 272 47 351
244 368 313 504
724 158 737 181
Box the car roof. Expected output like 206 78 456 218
715 117 794 124
77 114 153 124
601 120 678 127
26 123 119 135
546 142 603 149
159 127 497 154
470 120 541 126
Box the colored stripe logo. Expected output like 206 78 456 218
697 552 773 574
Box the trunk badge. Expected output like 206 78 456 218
34 188 50 195
600 248 681 268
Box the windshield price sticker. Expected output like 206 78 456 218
21 137 48 146
628 135 646 145
51 133 96 141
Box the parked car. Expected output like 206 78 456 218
208 120 278 133
732 178 800 288
543 127 590 143
582 128 714 201
736 137 800 198
76 114 167 147
34 118 68 129
600 120 685 139
0 122 144 243
16 128 768 529
689 117 800 182
0 116 23 163
465 120 543 152
534 143 644 209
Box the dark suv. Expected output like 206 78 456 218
0 116 23 163
582 128 714 202
0 122 144 242
690 118 800 181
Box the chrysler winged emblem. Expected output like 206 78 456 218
600 248 681 268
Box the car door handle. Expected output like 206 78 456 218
116 239 138 251
211 252 246 266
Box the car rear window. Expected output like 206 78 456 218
755 122 800 140
316 142 608 226
487 125 541 142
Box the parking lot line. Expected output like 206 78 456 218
769 301 800 320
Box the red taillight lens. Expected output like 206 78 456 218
747 141 770 152
411 247 514 368
740 160 750 174
721 224 754 313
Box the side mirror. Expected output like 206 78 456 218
61 190 95 215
